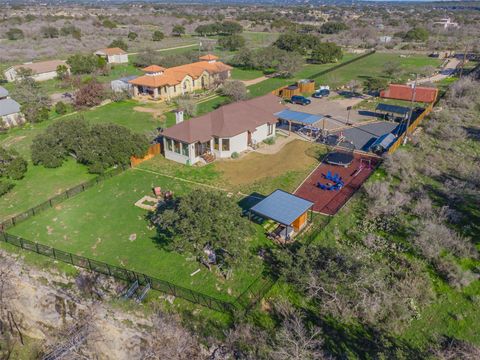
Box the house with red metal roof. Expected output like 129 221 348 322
128 54 232 101
380 84 439 103
161 94 285 164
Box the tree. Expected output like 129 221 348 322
60 24 81 40
274 33 320 55
56 64 69 80
220 80 247 101
152 189 254 265
6 28 24 40
152 30 165 42
310 42 343 64
218 34 245 51
11 76 50 123
176 96 197 117
220 20 243 35
67 54 106 75
404 27 429 42
347 79 363 95
41 26 59 39
383 60 401 78
74 81 105 108
54 101 68 115
31 117 148 173
0 147 27 181
171 25 186 37
108 39 128 51
320 21 348 34
277 52 303 78
127 31 138 41
363 77 389 93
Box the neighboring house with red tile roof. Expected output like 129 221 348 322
380 84 439 103
4 60 70 82
129 54 232 101
94 47 129 64
162 93 285 165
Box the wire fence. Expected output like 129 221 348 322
0 165 128 232
0 232 237 313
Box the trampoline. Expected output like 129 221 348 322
325 152 354 167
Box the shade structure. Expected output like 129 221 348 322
250 189 314 226
275 110 323 125
376 103 410 116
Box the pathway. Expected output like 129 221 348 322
242 76 268 87
409 58 460 85
127 43 198 56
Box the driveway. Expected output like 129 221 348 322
286 92 375 131
410 58 460 85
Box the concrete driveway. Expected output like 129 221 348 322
286 92 375 131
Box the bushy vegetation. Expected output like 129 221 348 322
0 147 27 197
151 189 255 268
67 54 107 75
10 74 50 123
31 117 149 173
195 21 243 36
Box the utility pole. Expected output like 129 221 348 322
459 45 468 78
403 73 417 145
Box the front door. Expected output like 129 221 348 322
195 142 209 157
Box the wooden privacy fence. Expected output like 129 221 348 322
387 102 434 154
131 143 161 167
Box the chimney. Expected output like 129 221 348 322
174 109 184 124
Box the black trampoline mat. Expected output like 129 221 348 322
325 152 354 166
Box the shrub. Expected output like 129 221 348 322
109 39 128 51
102 19 117 29
263 137 276 145
218 34 245 51
231 152 239 159
404 27 429 42
0 181 14 197
67 54 106 75
127 32 138 41
320 21 348 34
74 81 105 109
6 28 24 40
54 101 68 115
0 147 28 180
310 42 343 64
152 30 164 42
41 26 59 39
220 80 247 101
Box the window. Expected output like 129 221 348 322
166 139 173 152
268 123 274 136
222 138 230 151
182 143 189 156
214 137 219 150
174 141 181 154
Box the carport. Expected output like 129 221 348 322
275 109 324 135
375 103 410 121
249 189 313 242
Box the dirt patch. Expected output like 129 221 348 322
134 105 169 120
1 135 26 147
215 140 321 187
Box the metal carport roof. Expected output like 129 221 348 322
275 109 323 125
250 189 314 226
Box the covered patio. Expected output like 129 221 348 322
375 103 410 121
275 109 324 138
249 189 314 243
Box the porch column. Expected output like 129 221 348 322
289 121 292 135
133 85 139 97
153 87 159 100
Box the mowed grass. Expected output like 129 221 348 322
8 169 269 302
247 52 442 98
0 101 158 221
138 139 326 196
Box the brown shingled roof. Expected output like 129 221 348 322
13 60 69 75
162 94 285 144
96 47 127 56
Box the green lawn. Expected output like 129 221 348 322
7 168 269 302
247 52 442 98
231 68 265 81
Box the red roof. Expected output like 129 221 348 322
380 84 438 103
142 65 166 73
199 54 219 61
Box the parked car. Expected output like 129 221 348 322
312 89 330 98
291 95 311 106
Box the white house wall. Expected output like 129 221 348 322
107 54 129 64
251 123 275 145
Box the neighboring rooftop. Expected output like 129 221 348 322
0 98 21 116
199 54 219 61
380 84 439 103
250 189 314 226
376 103 410 116
162 93 285 144
0 86 9 98
10 60 68 75
95 47 127 56
129 56 232 88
